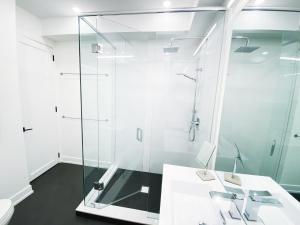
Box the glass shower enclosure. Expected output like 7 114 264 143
78 9 225 223
216 29 300 188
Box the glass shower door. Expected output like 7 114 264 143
80 16 148 210
216 31 300 180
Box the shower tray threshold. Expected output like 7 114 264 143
76 200 159 225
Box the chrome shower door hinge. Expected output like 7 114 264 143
91 43 102 53
93 182 104 191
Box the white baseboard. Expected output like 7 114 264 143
60 155 82 165
60 155 111 168
281 183 300 193
30 159 58 181
10 185 33 206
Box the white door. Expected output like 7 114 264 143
18 40 59 181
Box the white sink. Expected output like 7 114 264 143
254 193 300 225
170 181 245 225
258 206 294 225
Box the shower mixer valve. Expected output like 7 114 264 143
192 117 200 128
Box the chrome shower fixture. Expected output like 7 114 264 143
176 73 197 82
163 46 179 54
163 36 204 54
233 36 260 53
177 69 201 142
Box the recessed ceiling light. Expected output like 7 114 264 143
254 0 265 5
262 51 269 55
72 7 81 13
163 1 171 8
280 56 300 62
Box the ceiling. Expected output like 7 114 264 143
16 0 300 19
16 0 225 18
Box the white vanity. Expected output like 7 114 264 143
159 164 300 225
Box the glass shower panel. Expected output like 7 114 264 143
79 17 102 204
80 17 118 207
94 14 149 211
216 31 300 179
80 16 148 210
148 12 225 175
276 32 300 190
95 11 225 214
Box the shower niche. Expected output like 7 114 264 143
77 10 225 224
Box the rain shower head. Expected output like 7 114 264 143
163 36 204 54
163 46 179 54
233 36 260 53
235 46 260 53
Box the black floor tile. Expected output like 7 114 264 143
96 169 162 213
291 193 300 202
9 163 138 225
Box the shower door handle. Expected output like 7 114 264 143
270 140 276 156
136 128 143 142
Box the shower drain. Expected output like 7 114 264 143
141 186 149 194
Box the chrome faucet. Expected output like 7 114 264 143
209 191 244 220
244 194 282 221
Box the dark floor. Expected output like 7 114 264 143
292 193 300 201
96 169 162 213
9 163 142 225
9 162 300 225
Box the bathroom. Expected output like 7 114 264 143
1 0 300 225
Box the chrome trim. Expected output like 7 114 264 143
270 139 276 156
79 6 226 17
243 6 300 13
62 115 109 122
136 128 143 142
80 17 117 50
60 72 109 77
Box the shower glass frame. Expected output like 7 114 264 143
78 7 227 219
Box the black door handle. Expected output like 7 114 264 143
23 127 33 133
294 134 300 138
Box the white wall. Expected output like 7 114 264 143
54 40 82 165
234 11 300 31
17 7 44 42
54 12 225 174
0 0 32 204
16 7 60 181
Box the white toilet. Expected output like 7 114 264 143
0 199 14 225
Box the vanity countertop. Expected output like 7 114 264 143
159 164 300 225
